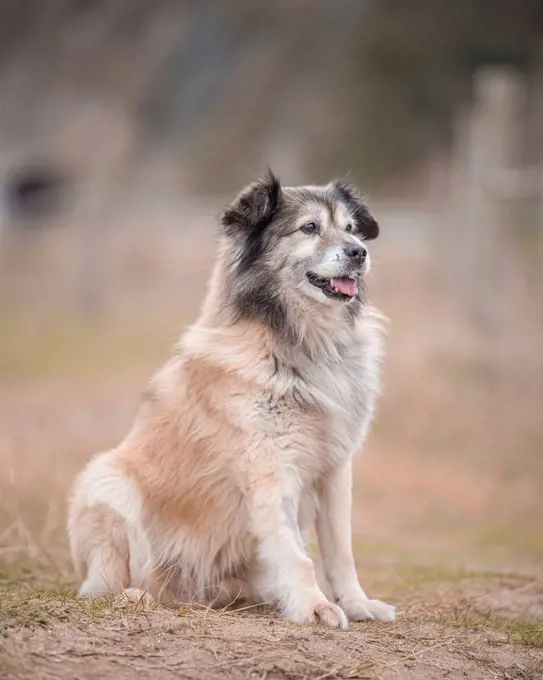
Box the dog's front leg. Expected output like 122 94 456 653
316 460 396 622
247 471 347 629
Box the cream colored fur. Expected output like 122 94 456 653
68 183 396 630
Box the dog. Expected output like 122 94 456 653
67 173 396 629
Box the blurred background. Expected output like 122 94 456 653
1 0 542 578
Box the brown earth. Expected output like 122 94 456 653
1 569 542 679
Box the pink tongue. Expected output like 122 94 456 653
330 276 358 297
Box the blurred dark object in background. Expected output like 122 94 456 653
6 165 69 223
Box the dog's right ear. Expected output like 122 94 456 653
221 171 282 237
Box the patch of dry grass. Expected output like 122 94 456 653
1 586 109 629
447 613 543 649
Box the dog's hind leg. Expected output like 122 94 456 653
71 504 131 597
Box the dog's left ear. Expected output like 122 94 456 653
222 171 282 237
331 180 379 240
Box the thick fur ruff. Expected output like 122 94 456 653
67 174 396 628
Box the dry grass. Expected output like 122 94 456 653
1 230 542 678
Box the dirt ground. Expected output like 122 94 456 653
1 244 542 679
1 551 542 679
1 576 542 680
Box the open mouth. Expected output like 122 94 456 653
306 272 358 300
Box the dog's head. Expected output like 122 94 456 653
221 172 379 336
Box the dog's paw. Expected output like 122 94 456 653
78 579 109 598
286 599 348 630
340 597 396 623
314 601 349 629
123 588 154 605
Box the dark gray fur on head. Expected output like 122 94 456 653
220 172 379 346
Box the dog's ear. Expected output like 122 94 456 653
221 171 282 237
331 180 379 240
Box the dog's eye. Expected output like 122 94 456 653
345 224 353 233
300 222 318 235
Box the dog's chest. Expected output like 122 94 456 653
310 358 374 456
273 348 379 473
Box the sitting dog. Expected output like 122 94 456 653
67 173 395 629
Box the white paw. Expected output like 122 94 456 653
314 601 349 629
79 579 109 597
340 597 396 623
287 599 348 630
123 588 154 605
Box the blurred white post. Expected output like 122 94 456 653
446 67 525 331
76 107 135 316
78 177 110 316
531 56 543 281
0 185 7 247
444 106 471 299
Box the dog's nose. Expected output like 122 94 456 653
344 245 367 261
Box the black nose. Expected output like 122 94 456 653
344 245 367 261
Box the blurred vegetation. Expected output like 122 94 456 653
1 0 542 191
340 0 543 184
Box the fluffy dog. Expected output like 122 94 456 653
67 173 395 629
